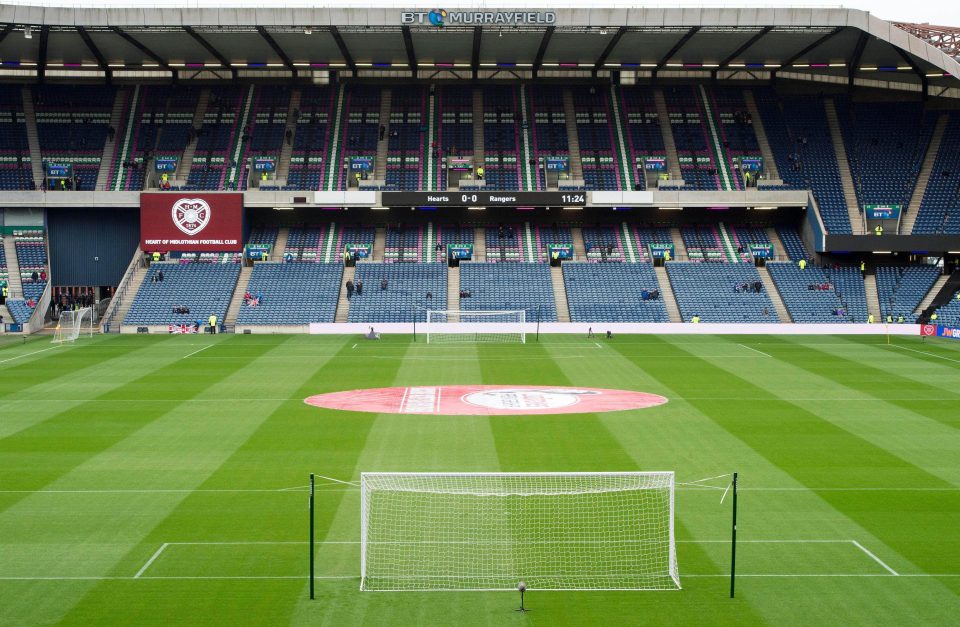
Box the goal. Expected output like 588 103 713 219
52 307 95 343
359 472 679 591
424 309 526 343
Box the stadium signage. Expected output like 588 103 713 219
253 157 276 172
749 243 774 259
382 191 586 207
922 324 960 340
140 193 243 252
865 204 901 220
545 157 569 172
45 162 72 178
401 9 556 26
154 156 178 172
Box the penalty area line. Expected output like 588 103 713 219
134 543 169 578
182 344 214 359
0 345 61 365
738 343 772 358
851 540 899 576
890 344 960 365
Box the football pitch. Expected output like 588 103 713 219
1 332 959 625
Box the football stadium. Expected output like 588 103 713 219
1 1 960 624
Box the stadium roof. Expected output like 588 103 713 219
0 5 958 95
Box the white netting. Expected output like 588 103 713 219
424 310 526 344
52 307 94 343
360 472 679 591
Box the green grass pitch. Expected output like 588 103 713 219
1 332 959 625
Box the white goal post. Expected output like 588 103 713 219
359 472 679 592
424 309 526 343
52 307 95 343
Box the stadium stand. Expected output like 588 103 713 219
666 262 779 322
236 262 343 325
767 262 867 322
339 84 382 190
775 225 809 261
480 85 522 190
347 262 446 322
284 85 334 191
632 225 674 262
238 87 290 189
563 262 668 322
914 113 960 234
123 262 240 327
582 225 625 262
459 262 557 321
933 291 960 325
528 85 569 190
0 87 33 190
710 87 761 190
385 85 426 191
35 85 115 190
662 86 720 191
7 229 48 323
876 265 940 322
618 86 665 191
755 88 851 233
681 225 729 262
485 224 524 262
186 86 246 190
572 86 622 191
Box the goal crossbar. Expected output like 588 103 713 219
424 309 527 344
359 471 679 592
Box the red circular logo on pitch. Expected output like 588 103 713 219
304 385 668 416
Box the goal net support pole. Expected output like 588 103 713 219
51 307 94 344
358 472 679 592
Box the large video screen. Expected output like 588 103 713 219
140 193 243 252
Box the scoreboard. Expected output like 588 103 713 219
381 191 587 207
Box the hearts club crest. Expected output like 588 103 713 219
171 198 211 236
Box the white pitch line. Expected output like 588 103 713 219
738 343 773 358
0 345 60 365
352 344 357 349
134 543 169 578
0 574 956 582
851 540 899 576
594 343 603 348
181 344 214 359
891 344 960 365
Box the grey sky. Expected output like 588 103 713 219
4 1 959 28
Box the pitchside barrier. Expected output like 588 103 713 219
307 323 924 336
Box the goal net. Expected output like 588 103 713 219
52 307 94 343
360 472 679 591
424 310 526 344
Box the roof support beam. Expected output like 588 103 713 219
109 27 175 77
654 26 700 77
893 46 928 99
401 25 417 76
471 26 482 79
183 26 235 79
329 26 356 74
773 27 843 78
715 26 773 77
532 26 555 78
848 31 870 87
594 27 626 76
256 26 295 75
76 26 111 81
37 26 49 81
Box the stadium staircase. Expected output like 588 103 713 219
472 87 485 166
561 89 585 182
765 227 788 259
697 86 735 191
96 88 129 190
275 89 302 184
864 273 881 321
3 236 22 298
609 85 636 192
571 227 586 260
334 264 355 322
21 87 43 186
518 87 535 191
716 222 739 263
620 223 639 262
175 88 210 181
325 85 347 191
903 113 949 234
653 265 682 322
225 85 256 189
425 87 438 191
916 274 949 316
743 90 780 180
374 88 392 181
824 99 865 234
550 265 571 322
447 264 460 312
757 266 792 321
270 227 290 261
110 84 141 191
224 266 253 328
373 227 386 261
473 227 486 261
668 227 688 259
102 257 147 332
653 89 683 182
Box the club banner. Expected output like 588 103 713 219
921 324 960 340
140 193 243 252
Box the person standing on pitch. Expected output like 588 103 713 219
208 313 217 334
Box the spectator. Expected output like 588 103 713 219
380 277 388 291
346 280 354 299
31 271 38 283
40 270 47 282
158 270 164 282
798 259 807 270
356 280 363 296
